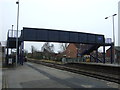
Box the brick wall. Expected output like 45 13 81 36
64 44 78 58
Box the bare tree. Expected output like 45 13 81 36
41 42 54 53
59 43 69 52
31 45 37 55
41 42 55 60
49 44 54 53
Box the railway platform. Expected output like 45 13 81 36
79 62 120 67
2 62 119 89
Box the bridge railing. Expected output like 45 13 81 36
7 30 21 38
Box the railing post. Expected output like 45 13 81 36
103 44 106 64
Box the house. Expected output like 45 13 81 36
64 43 78 58
106 46 120 64
58 43 93 58
57 43 104 63
57 44 80 58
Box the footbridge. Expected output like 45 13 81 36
6 27 114 65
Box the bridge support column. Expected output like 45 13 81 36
103 44 106 64
96 49 98 63
20 43 22 65
17 45 19 64
110 44 113 64
21 41 24 65
6 46 9 66
19 41 24 65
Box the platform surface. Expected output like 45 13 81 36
2 62 119 89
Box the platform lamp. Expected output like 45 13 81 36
16 0 19 67
105 14 117 64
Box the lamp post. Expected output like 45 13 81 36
105 14 117 64
16 0 19 67
12 25 14 37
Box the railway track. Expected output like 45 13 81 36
28 59 120 84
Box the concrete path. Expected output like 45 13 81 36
3 62 119 89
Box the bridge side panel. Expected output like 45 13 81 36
88 34 96 44
96 35 104 44
36 30 48 41
79 33 87 43
48 30 59 42
23 29 36 41
59 31 69 42
23 27 104 44
69 32 78 43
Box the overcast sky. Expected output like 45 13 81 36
0 0 119 52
